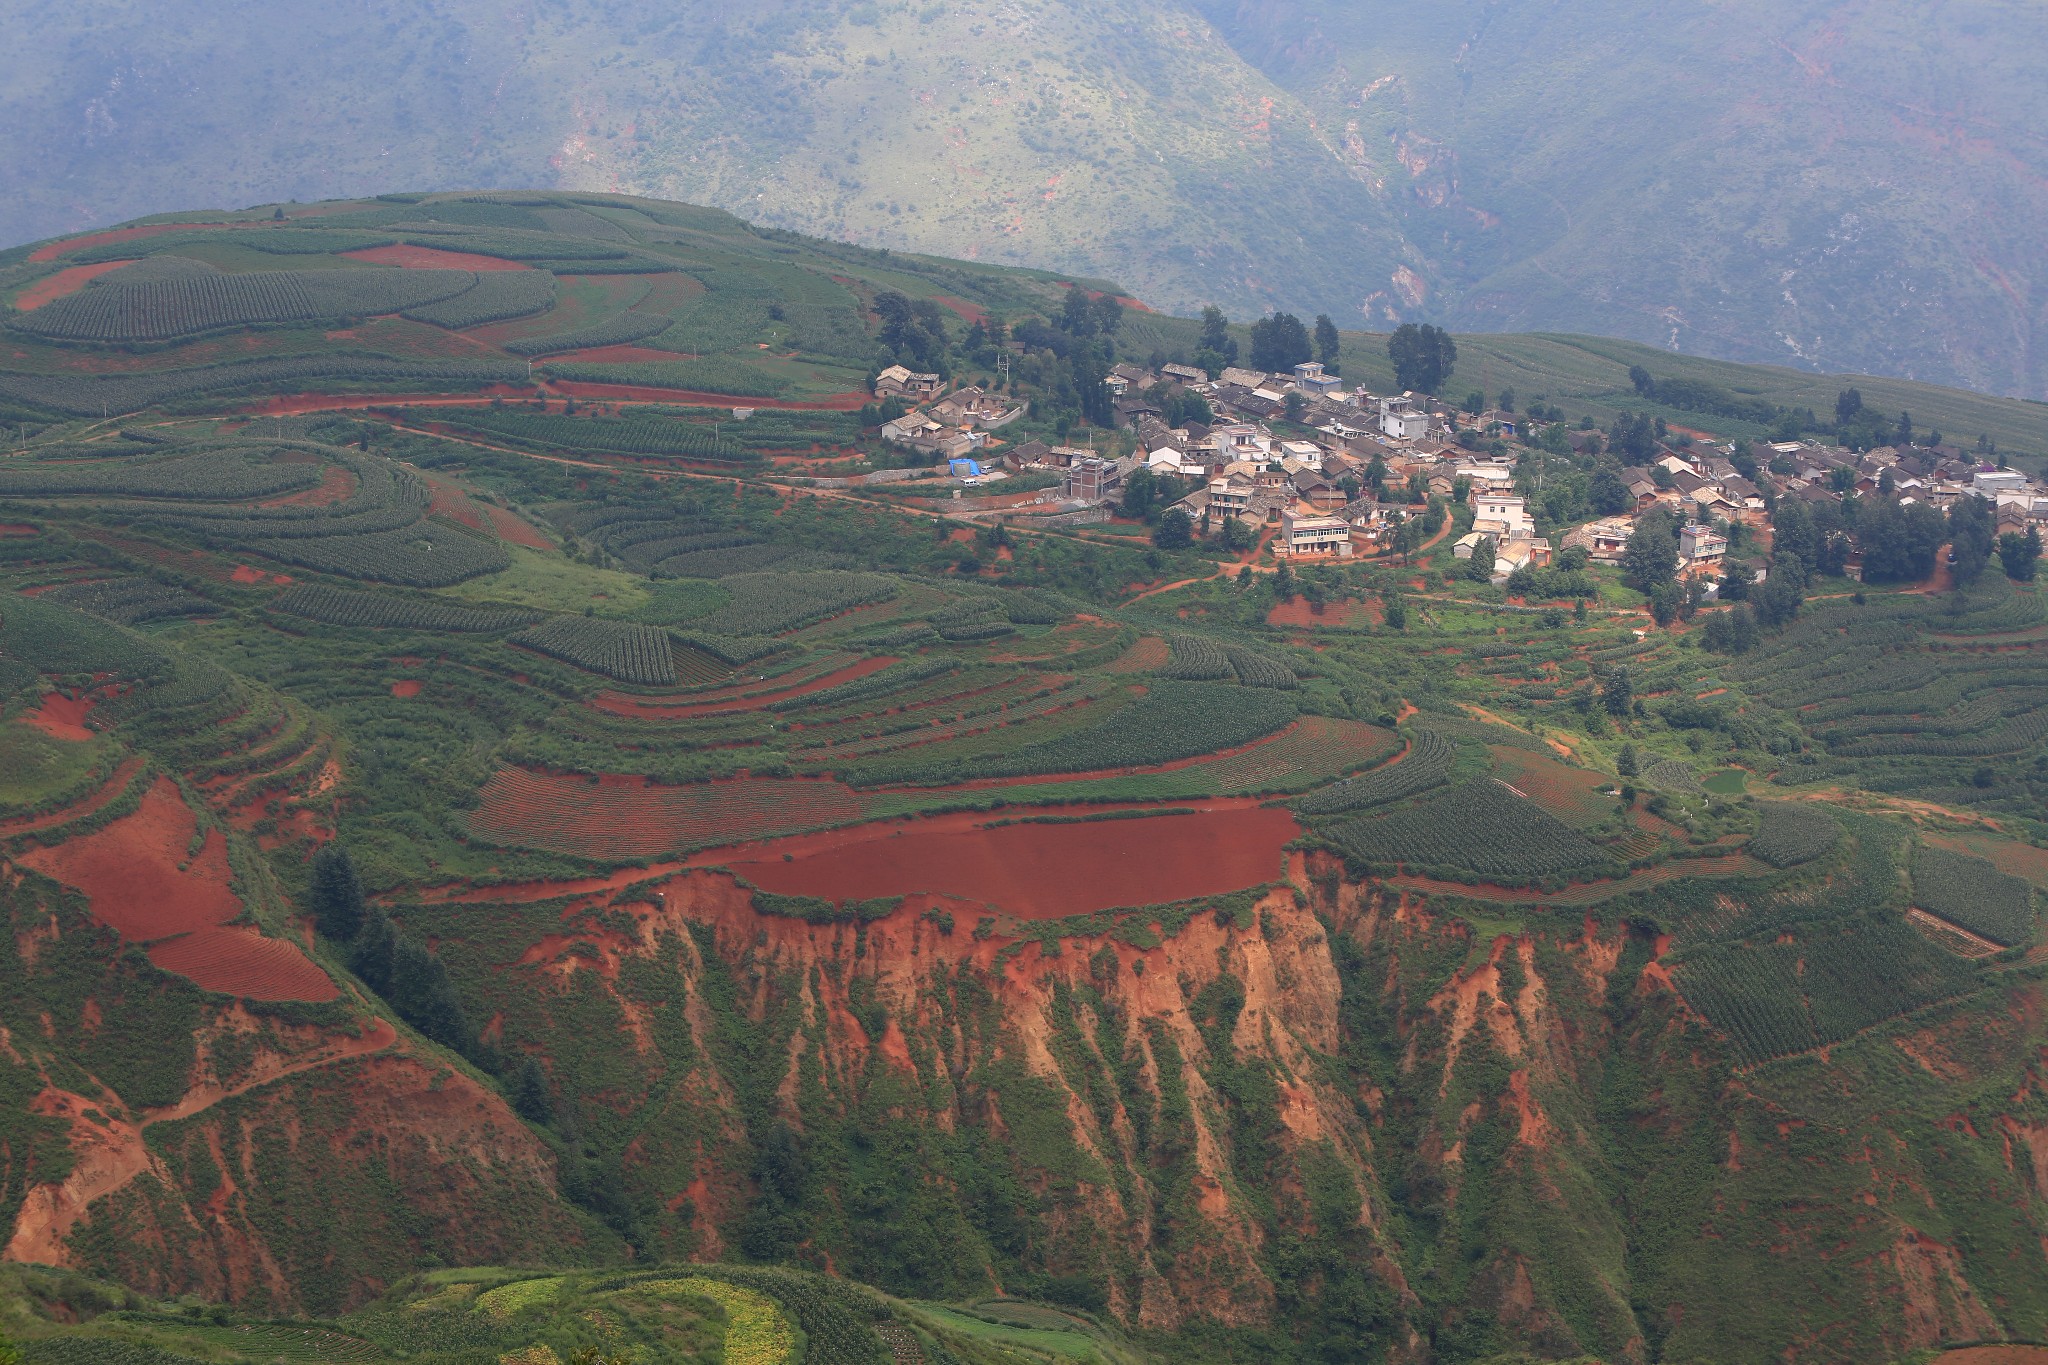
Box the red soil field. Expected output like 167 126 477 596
728 806 1300 919
28 223 208 262
1267 598 1383 629
485 504 553 550
588 655 896 719
18 777 333 999
391 679 422 698
1935 1351 2048 1365
468 769 873 860
931 295 988 325
0 525 38 537
14 261 134 311
147 927 337 1002
22 692 94 741
259 464 356 507
17 778 242 941
424 476 488 530
228 565 291 585
342 244 532 272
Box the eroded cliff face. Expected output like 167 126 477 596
18 841 2048 1358
0 870 616 1316
468 854 2048 1361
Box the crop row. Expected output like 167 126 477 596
687 571 897 637
243 519 509 587
1745 803 1842 867
768 658 954 713
1296 728 1455 814
542 356 796 398
1673 918 1980 1065
271 583 539 632
422 408 749 462
0 355 528 417
1327 779 1613 883
502 310 672 355
12 268 476 342
851 681 1293 787
0 446 322 501
1641 759 1705 796
402 271 558 328
393 227 631 261
39 576 217 627
1912 844 2036 946
512 618 680 685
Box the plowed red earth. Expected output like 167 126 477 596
15 261 133 311
29 224 207 262
23 692 94 741
147 928 336 1002
1267 598 1382 629
342 244 532 272
391 679 422 698
18 777 333 999
729 806 1299 918
485 504 553 549
259 465 356 507
1935 1351 2048 1365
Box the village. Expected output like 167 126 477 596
870 355 2048 591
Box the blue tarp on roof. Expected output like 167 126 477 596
949 458 984 478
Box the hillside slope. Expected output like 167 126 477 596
6 1 2047 395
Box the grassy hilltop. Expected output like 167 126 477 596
1 193 2047 1364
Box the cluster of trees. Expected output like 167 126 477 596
308 847 489 1072
1388 323 1456 394
1192 306 1342 378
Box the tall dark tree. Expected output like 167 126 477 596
1250 312 1313 372
1313 313 1341 367
512 1058 554 1126
1858 498 1946 584
1947 494 1997 586
1835 388 1863 425
307 845 365 940
1090 293 1124 338
1629 365 1656 396
1464 536 1497 582
390 938 472 1053
349 907 399 995
1602 667 1634 717
1059 285 1098 336
1387 323 1456 394
875 290 949 370
1199 305 1233 356
1623 510 1679 591
1589 466 1634 516
1153 508 1193 550
1999 527 2041 581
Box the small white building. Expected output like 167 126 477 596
1379 395 1431 442
1281 508 1353 557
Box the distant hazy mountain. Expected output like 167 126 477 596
10 0 2047 396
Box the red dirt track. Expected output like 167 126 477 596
239 386 866 415
342 244 532 272
15 261 134 311
727 806 1299 918
17 777 334 1000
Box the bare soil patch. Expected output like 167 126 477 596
14 260 134 311
22 692 95 742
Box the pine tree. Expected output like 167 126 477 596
308 846 366 940
513 1058 554 1126
349 907 398 995
1617 743 1640 778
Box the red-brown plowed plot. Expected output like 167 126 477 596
258 464 356 507
468 768 872 860
0 524 38 537
424 476 488 529
18 778 241 940
147 927 337 1001
23 692 95 741
1936 1351 2048 1365
546 379 870 410
729 807 1300 918
342 244 532 272
18 777 333 998
14 260 135 311
485 504 553 550
29 223 208 262
1267 597 1382 629
391 679 422 698
1488 747 1613 828
589 656 896 719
